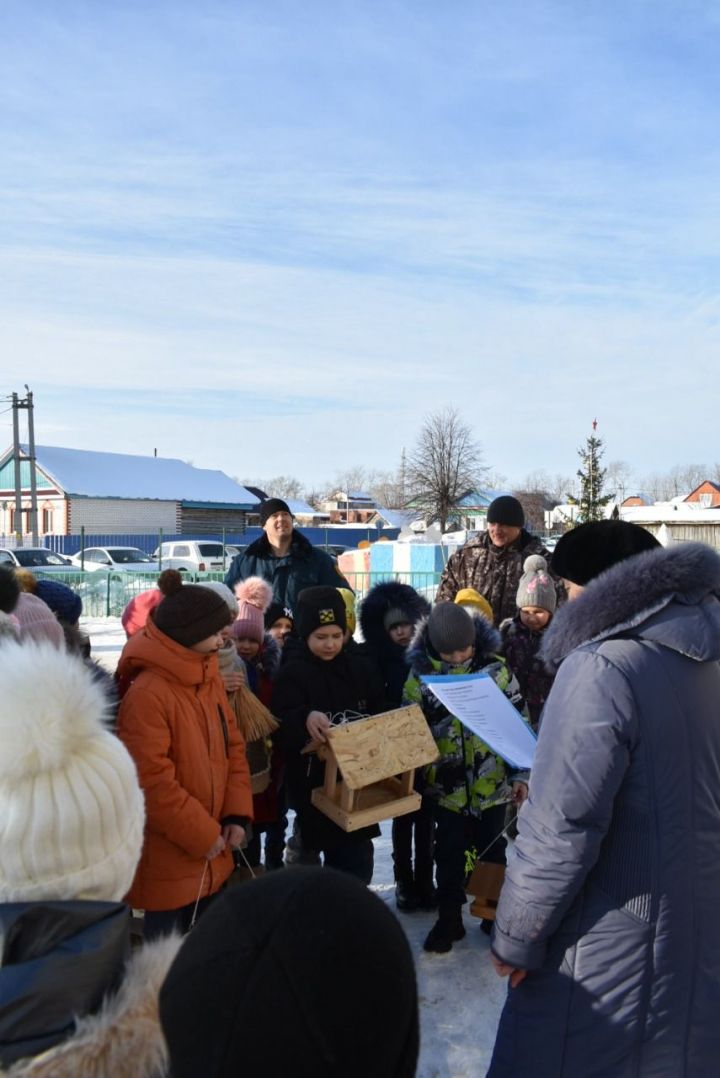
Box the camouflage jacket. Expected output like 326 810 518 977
435 529 564 624
402 613 525 817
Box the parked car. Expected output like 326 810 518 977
223 544 246 560
316 543 353 559
152 540 231 573
0 547 81 574
69 547 160 572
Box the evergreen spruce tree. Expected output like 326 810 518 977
568 426 613 522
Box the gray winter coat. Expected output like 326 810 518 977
488 542 720 1078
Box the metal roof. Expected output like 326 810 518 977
8 445 260 506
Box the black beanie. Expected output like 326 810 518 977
295 586 346 640
551 520 661 586
159 867 420 1078
154 579 232 647
264 600 294 629
487 495 525 528
260 498 293 526
0 566 20 614
428 602 475 655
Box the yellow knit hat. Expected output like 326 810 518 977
454 588 493 623
337 588 356 635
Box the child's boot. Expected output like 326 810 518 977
423 903 466 953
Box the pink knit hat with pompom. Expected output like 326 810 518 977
232 577 273 643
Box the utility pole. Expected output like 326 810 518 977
11 393 22 545
10 389 39 545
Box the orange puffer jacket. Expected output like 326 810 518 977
117 618 253 911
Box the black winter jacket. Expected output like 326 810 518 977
272 644 386 850
224 531 350 613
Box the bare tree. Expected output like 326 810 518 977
605 460 634 503
368 468 405 508
640 463 708 502
241 476 305 500
405 407 485 532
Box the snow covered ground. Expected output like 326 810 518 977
84 616 506 1076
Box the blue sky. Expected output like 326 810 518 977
1 1 719 489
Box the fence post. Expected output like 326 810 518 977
80 526 85 571
105 572 111 617
158 527 163 570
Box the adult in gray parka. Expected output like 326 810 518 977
487 521 720 1078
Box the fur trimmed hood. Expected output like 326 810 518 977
258 630 281 679
2 932 181 1077
407 610 501 673
359 581 431 652
541 542 720 671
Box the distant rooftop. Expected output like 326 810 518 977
6 444 259 505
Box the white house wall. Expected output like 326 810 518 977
68 498 178 535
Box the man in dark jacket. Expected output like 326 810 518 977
435 496 563 624
487 522 720 1077
225 499 351 613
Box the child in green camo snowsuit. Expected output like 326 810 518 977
403 601 525 953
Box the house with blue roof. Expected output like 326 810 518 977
0 445 259 538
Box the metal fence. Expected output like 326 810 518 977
42 570 442 619
35 525 400 558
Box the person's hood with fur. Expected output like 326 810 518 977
407 609 501 673
0 923 180 1077
257 630 281 679
359 581 431 653
541 542 720 671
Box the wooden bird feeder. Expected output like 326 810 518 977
466 861 506 921
307 705 439 832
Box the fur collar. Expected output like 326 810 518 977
359 581 431 652
407 612 501 674
541 542 720 670
3 934 182 1077
246 530 314 560
257 632 281 678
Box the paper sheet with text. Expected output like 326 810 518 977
420 672 536 769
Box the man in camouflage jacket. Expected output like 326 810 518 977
436 496 563 624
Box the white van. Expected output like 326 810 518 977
152 541 229 573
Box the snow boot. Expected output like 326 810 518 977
395 877 420 912
423 904 466 953
416 884 439 911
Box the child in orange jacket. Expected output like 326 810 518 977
117 575 253 939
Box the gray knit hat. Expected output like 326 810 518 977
428 603 475 656
515 555 557 614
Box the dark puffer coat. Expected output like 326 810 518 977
224 531 350 613
436 530 563 624
499 614 555 729
488 542 720 1078
359 581 430 706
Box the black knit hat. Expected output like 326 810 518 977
551 520 661 586
159 868 419 1078
154 579 232 648
0 566 20 614
487 495 525 528
259 498 293 526
295 586 346 640
428 602 475 655
264 601 294 630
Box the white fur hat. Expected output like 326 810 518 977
0 639 145 902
